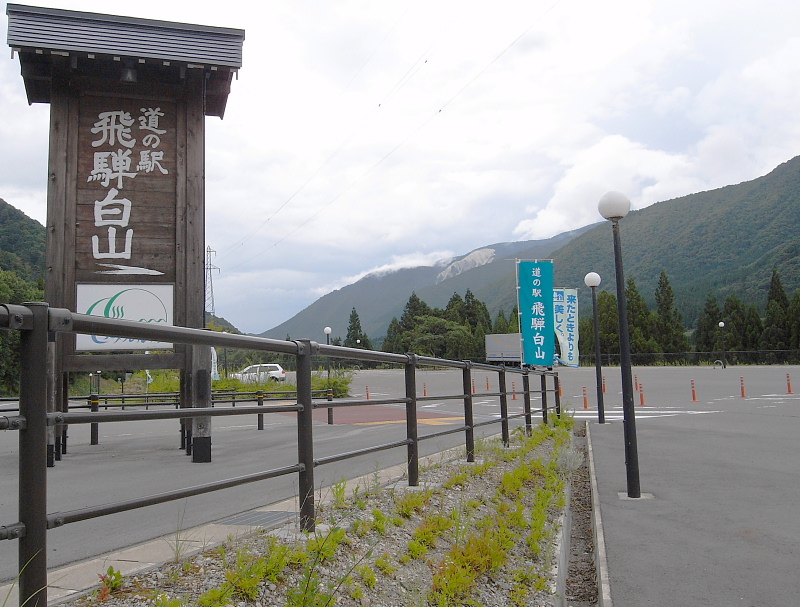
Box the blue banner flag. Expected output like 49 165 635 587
518 260 555 366
554 288 579 367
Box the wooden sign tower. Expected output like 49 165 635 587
7 4 244 461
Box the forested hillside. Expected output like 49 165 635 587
480 156 800 330
0 198 46 283
0 198 46 393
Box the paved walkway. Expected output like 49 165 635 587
587 389 800 607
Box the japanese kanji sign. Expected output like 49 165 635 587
75 96 176 350
518 260 555 366
77 97 177 280
554 288 579 367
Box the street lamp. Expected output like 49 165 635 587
598 191 640 498
324 326 333 424
718 321 726 368
584 272 605 424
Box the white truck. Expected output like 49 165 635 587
485 333 522 365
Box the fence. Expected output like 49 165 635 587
0 302 560 607
579 349 800 366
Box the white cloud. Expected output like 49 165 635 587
3 0 800 332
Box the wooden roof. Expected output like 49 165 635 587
6 4 245 117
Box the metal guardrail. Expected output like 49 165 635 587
0 302 560 606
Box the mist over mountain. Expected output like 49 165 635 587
259 228 594 341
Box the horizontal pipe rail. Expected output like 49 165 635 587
46 464 305 528
314 439 413 467
312 397 409 409
0 415 25 430
416 393 467 403
47 404 301 425
418 425 470 441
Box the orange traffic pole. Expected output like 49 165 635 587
602 375 607 394
740 377 746 398
583 386 589 410
472 378 476 395
691 379 698 402
558 380 563 397
639 382 646 406
634 374 639 391
366 385 370 400
787 374 793 395
486 376 490 391
512 381 517 400
423 382 427 397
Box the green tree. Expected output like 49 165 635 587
462 289 491 331
626 278 658 354
381 317 405 354
492 309 510 334
0 269 43 394
742 304 763 351
654 270 689 353
789 291 800 350
344 307 372 350
399 292 432 333
597 290 620 358
694 293 721 353
444 292 465 324
721 295 747 352
760 268 790 350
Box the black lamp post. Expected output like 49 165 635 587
584 271 605 424
718 321 727 368
598 191 640 498
324 326 333 424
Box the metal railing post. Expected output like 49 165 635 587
499 367 509 446
404 354 419 486
295 339 316 532
541 372 548 424
257 390 264 431
17 302 49 607
462 363 475 462
522 371 532 436
90 392 99 445
553 373 562 418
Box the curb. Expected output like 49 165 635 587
586 423 613 607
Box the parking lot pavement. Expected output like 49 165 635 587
585 365 800 607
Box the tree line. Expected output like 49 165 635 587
579 268 800 362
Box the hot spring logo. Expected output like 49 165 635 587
84 288 169 345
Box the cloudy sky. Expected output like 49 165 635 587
3 0 800 334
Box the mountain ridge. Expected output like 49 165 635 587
259 155 800 342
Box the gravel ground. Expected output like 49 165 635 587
565 424 598 606
60 423 598 607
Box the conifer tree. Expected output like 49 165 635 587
493 309 510 334
760 268 790 350
654 270 689 353
344 307 372 350
399 292 432 332
597 290 620 357
695 293 721 353
626 278 658 354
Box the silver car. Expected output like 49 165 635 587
230 363 286 383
